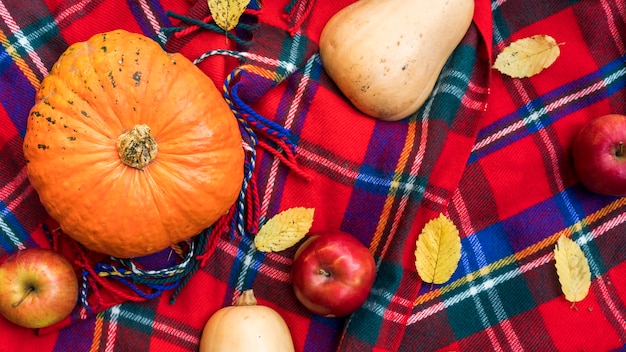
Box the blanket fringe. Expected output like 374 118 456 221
283 0 315 36
162 10 258 45
41 7 316 310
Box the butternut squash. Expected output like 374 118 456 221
199 290 295 352
319 0 475 121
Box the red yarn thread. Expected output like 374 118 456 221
174 14 213 38
245 174 260 233
257 139 311 181
197 210 232 268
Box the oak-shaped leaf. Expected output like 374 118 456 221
554 235 591 304
493 34 561 78
414 213 461 285
254 207 315 252
207 0 251 31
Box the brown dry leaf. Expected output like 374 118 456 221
207 0 251 31
254 207 315 252
554 235 591 305
414 213 461 285
493 34 561 78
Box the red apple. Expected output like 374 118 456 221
0 248 78 329
572 114 626 196
291 230 376 317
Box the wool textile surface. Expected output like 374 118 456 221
0 0 625 351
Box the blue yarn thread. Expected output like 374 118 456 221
81 43 306 308
79 270 92 313
92 226 215 304
223 69 258 238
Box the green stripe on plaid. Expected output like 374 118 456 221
347 260 404 346
0 14 62 79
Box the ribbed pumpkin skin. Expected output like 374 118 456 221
23 30 244 258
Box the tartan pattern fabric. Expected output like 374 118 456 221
0 1 624 352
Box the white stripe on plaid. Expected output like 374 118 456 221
600 0 626 53
138 0 167 44
259 53 317 219
0 211 24 249
408 199 626 325
54 0 93 23
456 190 524 351
105 305 120 352
217 233 291 283
471 66 626 154
153 321 200 345
0 1 49 76
0 167 30 250
596 275 626 332
502 43 613 336
296 143 444 205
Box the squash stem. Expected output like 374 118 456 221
236 289 258 306
117 124 158 170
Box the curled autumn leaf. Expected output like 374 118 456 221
493 34 561 78
554 235 591 305
254 207 315 252
414 214 461 285
207 0 251 31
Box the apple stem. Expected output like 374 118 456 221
617 141 624 157
318 269 331 278
12 286 35 308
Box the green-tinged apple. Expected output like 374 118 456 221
572 114 626 196
0 247 78 329
291 231 376 317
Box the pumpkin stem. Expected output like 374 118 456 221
235 289 258 306
117 124 158 170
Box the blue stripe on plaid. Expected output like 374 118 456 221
503 194 568 254
53 315 95 352
127 0 158 39
0 200 36 251
0 49 37 136
411 197 626 336
149 0 174 29
303 314 344 352
0 45 9 68
224 58 327 303
277 50 323 141
470 56 626 163
126 0 169 44
226 233 257 305
463 222 515 272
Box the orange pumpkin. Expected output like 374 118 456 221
23 30 244 258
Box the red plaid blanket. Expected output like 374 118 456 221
1 0 625 351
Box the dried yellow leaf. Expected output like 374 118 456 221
554 235 591 304
493 34 561 78
414 214 461 285
254 207 315 252
207 0 251 31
